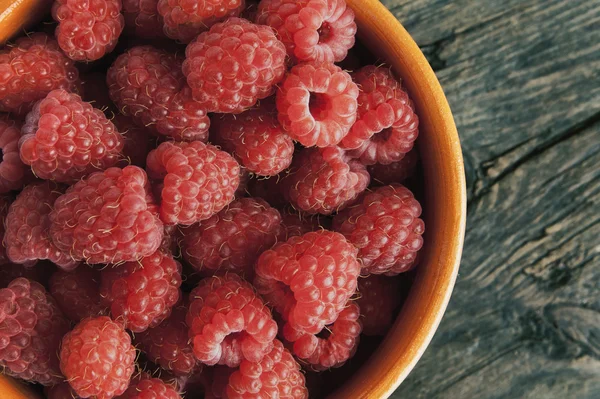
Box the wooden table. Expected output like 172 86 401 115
383 1 600 398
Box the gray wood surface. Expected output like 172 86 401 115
383 0 600 398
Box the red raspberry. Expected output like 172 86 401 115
60 316 136 399
333 184 424 275
0 196 11 265
114 114 154 168
146 141 240 225
45 382 80 399
123 0 166 39
119 377 183 399
368 147 419 186
254 230 360 334
0 262 56 289
342 66 419 165
4 182 78 270
49 267 107 323
0 118 28 193
136 304 198 376
19 89 124 183
0 278 69 385
211 108 294 176
283 301 361 370
356 274 401 336
100 250 182 332
158 0 246 43
284 147 369 215
52 0 125 61
182 197 283 279
256 0 356 63
182 18 287 114
224 339 308 399
49 166 164 264
186 274 278 367
276 62 358 147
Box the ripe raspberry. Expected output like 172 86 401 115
368 147 419 186
4 182 78 270
182 18 287 114
108 46 210 142
114 114 154 168
182 197 283 279
158 0 246 43
256 0 356 63
254 230 360 334
285 147 369 215
49 267 107 323
49 166 164 264
333 184 424 275
123 0 166 39
224 339 308 399
356 274 401 335
136 304 198 376
186 274 278 367
45 382 80 399
341 66 419 165
0 196 11 265
0 261 55 289
0 278 69 385
276 62 358 147
19 89 124 183
60 316 136 399
0 118 28 193
52 0 125 61
283 301 361 370
212 108 294 176
146 141 240 225
119 377 183 399
100 250 182 332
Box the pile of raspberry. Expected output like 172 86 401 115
0 0 424 398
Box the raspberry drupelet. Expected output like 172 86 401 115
19 89 124 183
276 62 359 147
100 249 182 332
49 266 107 323
333 184 424 275
254 230 361 334
49 166 164 264
0 118 28 193
356 274 401 335
182 18 287 114
60 316 136 399
0 278 70 386
186 274 278 367
123 0 166 39
368 147 419 186
342 66 419 165
256 0 356 63
158 0 246 43
119 377 183 399
52 0 125 61
285 146 370 215
4 182 78 270
146 140 240 226
182 197 283 279
0 33 79 115
107 46 210 142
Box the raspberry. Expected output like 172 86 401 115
276 62 359 147
367 147 418 186
182 197 283 279
254 230 360 334
284 147 369 215
283 301 361 370
49 166 164 264
100 250 182 332
45 382 80 399
0 196 11 265
256 0 356 63
52 0 125 61
342 66 419 165
182 18 287 114
108 46 210 142
19 89 124 183
49 267 107 323
356 274 401 335
119 377 183 399
0 278 69 385
136 304 198 376
0 118 28 193
333 184 424 275
224 339 308 399
146 141 240 225
4 182 78 270
114 114 154 168
186 274 278 367
0 262 55 289
60 316 136 399
212 108 294 176
123 0 166 39
158 0 246 43
0 33 79 116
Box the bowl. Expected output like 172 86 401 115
0 0 466 397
